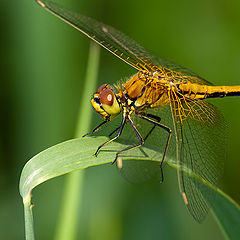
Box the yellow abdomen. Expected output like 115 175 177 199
179 82 240 99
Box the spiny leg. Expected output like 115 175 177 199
82 119 109 137
143 114 161 141
139 113 172 183
108 126 120 138
94 113 127 156
113 115 144 164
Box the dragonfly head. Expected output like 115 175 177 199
91 84 121 120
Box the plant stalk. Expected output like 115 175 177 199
54 42 100 240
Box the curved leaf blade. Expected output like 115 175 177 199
19 136 160 202
19 136 240 240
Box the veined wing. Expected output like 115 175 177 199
170 93 226 222
152 56 213 85
37 0 211 82
37 0 157 71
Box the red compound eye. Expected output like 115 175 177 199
96 84 108 94
100 89 114 106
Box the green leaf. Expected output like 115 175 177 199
212 189 240 240
19 136 240 240
19 137 161 201
20 137 115 201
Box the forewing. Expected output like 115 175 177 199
37 0 158 71
37 0 211 82
170 97 226 222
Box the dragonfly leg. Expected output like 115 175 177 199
139 113 172 183
94 114 126 156
113 115 144 164
143 114 161 141
108 126 120 138
82 119 109 137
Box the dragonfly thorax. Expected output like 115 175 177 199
122 72 171 109
91 84 121 120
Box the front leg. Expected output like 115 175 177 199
94 113 127 156
113 115 144 164
82 119 109 137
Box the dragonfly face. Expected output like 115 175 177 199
91 84 121 120
37 0 240 223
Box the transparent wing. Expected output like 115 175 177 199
152 57 212 85
37 0 211 83
170 95 226 222
116 95 225 222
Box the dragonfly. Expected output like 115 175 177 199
37 0 240 222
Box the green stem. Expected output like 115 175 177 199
54 42 100 240
24 198 35 240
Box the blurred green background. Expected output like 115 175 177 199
1 0 240 239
